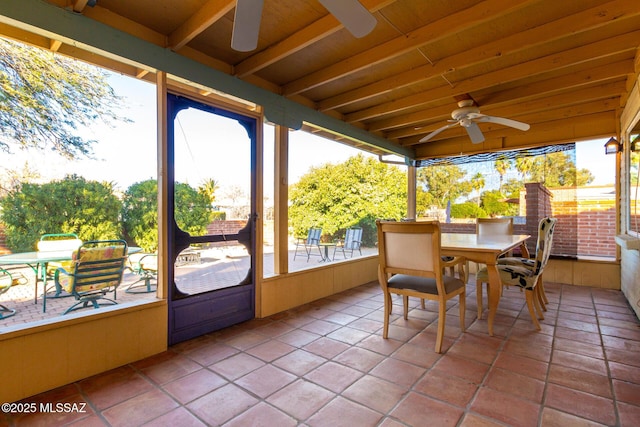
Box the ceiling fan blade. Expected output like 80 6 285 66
465 121 485 144
475 114 530 131
418 122 458 142
319 0 377 38
231 0 264 52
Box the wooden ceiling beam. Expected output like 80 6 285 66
72 0 89 13
318 0 640 111
282 0 531 96
234 0 396 78
346 30 640 123
168 0 235 50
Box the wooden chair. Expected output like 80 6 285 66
376 220 466 353
54 240 128 314
475 217 513 319
476 218 557 329
293 227 323 262
333 226 363 259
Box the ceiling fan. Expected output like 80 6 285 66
418 100 530 144
232 0 377 51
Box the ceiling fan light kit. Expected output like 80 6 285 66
419 100 530 144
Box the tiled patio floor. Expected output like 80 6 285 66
3 278 640 426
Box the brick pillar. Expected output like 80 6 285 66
524 182 553 254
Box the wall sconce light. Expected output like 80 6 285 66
631 135 640 152
604 137 621 155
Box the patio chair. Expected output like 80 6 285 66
376 220 466 353
476 217 557 329
293 227 323 262
0 267 28 319
37 233 83 284
54 240 128 314
125 252 157 293
333 226 363 260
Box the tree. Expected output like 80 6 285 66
198 178 219 205
470 172 485 206
533 152 594 186
0 38 129 158
494 156 512 192
0 175 122 252
289 154 406 245
481 190 518 217
516 152 594 187
416 164 472 211
122 179 212 252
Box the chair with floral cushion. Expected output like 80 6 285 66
54 240 128 314
476 217 557 329
37 233 83 289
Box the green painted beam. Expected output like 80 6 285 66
0 0 415 159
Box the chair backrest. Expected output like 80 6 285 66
376 220 441 279
476 217 513 237
532 217 557 275
37 233 83 252
306 227 322 245
344 227 363 250
68 240 128 293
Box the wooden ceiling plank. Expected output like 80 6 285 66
235 0 397 78
475 61 633 106
282 0 532 96
168 0 235 50
346 30 640 123
373 59 633 134
318 0 640 111
397 80 627 143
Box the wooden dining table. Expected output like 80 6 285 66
441 233 530 336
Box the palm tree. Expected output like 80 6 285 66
494 156 511 193
199 178 219 205
470 172 485 206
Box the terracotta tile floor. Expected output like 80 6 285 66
4 279 640 426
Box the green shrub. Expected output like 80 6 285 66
0 175 122 252
450 202 486 219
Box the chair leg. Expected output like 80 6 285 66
459 291 466 332
537 275 549 305
420 298 425 309
536 283 547 312
476 280 484 319
525 289 542 330
382 292 391 338
532 287 545 320
0 303 17 319
435 300 446 353
403 295 409 319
